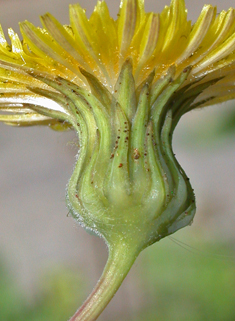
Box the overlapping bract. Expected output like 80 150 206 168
0 0 235 129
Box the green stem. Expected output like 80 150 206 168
69 241 139 321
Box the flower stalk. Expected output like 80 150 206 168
69 241 139 321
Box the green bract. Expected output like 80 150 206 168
65 61 196 249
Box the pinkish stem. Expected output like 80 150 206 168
68 241 139 321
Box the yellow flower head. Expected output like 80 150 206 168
0 0 235 128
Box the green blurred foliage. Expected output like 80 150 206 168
0 261 84 321
0 262 26 320
217 108 235 137
137 236 235 321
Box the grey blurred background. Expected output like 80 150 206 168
0 1 235 320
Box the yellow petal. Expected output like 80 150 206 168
40 13 90 71
200 8 235 56
176 5 215 64
69 3 111 85
118 0 137 59
0 109 54 126
0 25 8 49
89 1 118 80
138 13 160 63
160 0 188 53
8 28 24 55
193 31 235 74
20 21 81 76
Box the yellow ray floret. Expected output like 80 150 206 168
0 0 235 128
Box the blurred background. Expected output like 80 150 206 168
0 0 235 320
